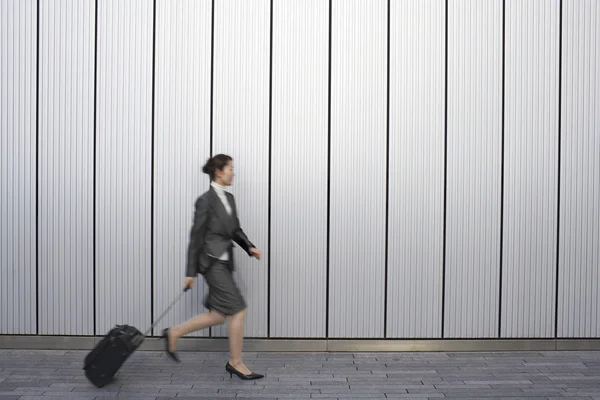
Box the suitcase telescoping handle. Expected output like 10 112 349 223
143 287 190 337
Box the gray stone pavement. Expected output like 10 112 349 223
0 349 599 400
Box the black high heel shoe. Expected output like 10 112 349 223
162 328 180 364
225 362 264 380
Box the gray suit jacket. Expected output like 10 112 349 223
186 186 255 277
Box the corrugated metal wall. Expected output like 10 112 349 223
152 0 212 338
445 0 503 338
557 0 600 338
1 0 598 339
270 0 329 338
95 0 154 335
0 0 37 335
329 0 388 338
502 0 559 338
387 0 445 339
211 0 271 338
38 0 95 335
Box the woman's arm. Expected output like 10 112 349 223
233 227 255 256
186 196 209 277
228 194 260 258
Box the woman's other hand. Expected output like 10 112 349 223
249 247 261 260
184 277 195 290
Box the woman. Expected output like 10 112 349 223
162 154 264 380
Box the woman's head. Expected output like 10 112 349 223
203 154 234 185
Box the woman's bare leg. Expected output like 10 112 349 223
227 308 252 374
168 311 226 352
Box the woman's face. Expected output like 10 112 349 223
217 161 235 186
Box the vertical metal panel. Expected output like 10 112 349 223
38 0 95 335
330 0 387 338
502 0 559 338
387 0 445 338
270 0 329 338
445 0 502 338
95 0 153 334
558 0 600 338
153 0 212 337
0 0 37 335
211 0 270 337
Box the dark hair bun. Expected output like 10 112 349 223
202 158 214 175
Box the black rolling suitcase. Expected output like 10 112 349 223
83 288 188 387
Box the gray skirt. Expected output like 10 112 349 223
203 260 246 316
